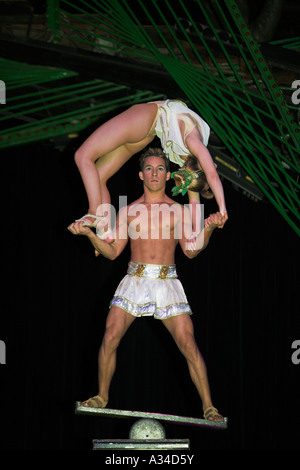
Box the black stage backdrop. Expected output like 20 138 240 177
0 139 299 451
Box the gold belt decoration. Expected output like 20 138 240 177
134 264 146 277
158 266 169 279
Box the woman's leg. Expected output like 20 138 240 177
74 103 158 218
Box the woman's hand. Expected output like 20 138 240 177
205 211 227 230
218 210 228 228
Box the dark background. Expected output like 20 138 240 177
0 129 299 451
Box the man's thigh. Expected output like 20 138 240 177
162 313 194 339
105 306 136 338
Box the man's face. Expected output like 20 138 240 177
139 156 170 191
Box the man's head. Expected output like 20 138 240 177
139 148 170 190
139 147 170 172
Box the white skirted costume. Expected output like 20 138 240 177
148 99 210 167
109 261 192 320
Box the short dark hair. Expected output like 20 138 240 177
139 147 170 172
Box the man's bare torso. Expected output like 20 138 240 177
122 195 190 265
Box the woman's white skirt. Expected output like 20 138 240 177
155 99 210 167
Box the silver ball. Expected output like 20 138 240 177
129 419 166 439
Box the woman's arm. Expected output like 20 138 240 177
185 129 228 223
187 189 201 234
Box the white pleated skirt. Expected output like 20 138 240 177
109 261 192 320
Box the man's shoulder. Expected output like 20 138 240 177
128 195 144 206
120 196 184 212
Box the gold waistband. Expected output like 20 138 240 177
127 261 177 280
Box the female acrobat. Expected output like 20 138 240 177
73 99 228 239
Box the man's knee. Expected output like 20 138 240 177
176 332 198 359
102 325 122 350
102 310 132 350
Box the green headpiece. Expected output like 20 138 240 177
171 168 204 196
